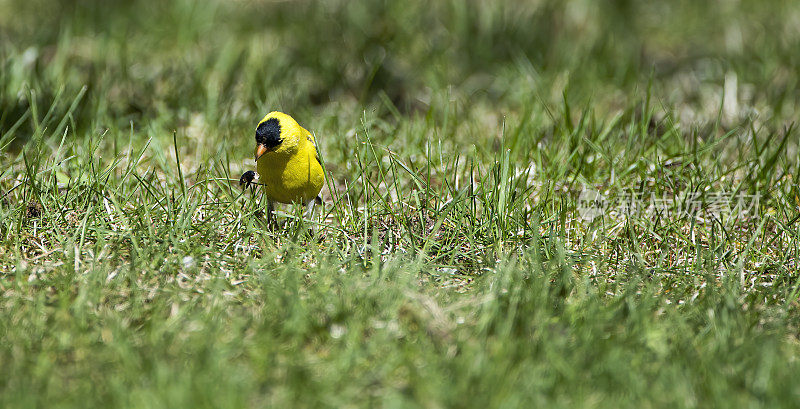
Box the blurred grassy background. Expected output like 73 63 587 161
3 0 799 187
3 0 799 130
2 0 800 407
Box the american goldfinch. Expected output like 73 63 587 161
239 111 324 221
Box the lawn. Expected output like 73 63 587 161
1 0 799 407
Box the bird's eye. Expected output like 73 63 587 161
256 118 282 148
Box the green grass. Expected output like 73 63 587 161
1 0 800 407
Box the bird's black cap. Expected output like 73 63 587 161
256 118 282 149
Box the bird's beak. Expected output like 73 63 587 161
255 144 269 162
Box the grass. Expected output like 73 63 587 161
1 0 800 407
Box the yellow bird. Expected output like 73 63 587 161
240 111 324 221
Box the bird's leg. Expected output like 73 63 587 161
302 197 323 237
266 199 275 225
303 198 316 221
303 196 323 221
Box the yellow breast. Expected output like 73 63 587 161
256 139 324 204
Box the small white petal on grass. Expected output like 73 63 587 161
330 324 346 339
182 256 195 269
